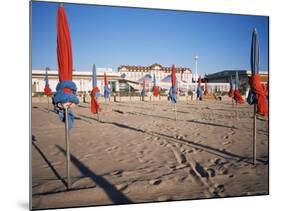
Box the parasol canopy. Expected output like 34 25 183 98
152 74 159 97
233 72 244 104
104 72 110 99
53 4 79 129
44 70 52 96
91 64 101 114
228 76 234 97
196 76 203 98
247 28 268 116
140 80 146 97
168 64 177 103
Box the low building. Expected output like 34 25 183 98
32 68 122 94
205 70 268 85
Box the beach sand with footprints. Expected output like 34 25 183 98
31 97 268 209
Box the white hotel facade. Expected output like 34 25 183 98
118 63 193 84
31 63 230 94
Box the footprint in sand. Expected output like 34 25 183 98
143 136 152 141
174 135 184 140
115 183 128 191
221 140 232 145
229 128 236 135
194 162 209 178
206 168 216 177
169 148 187 164
153 137 161 141
105 146 119 152
175 163 189 170
166 164 177 171
208 184 225 196
213 160 229 175
187 149 194 153
167 144 187 164
176 175 188 182
84 154 93 158
157 195 172 201
110 170 123 176
149 179 162 185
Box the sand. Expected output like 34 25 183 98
31 96 269 210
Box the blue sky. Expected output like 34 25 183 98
32 1 269 74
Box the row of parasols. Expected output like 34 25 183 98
41 4 268 189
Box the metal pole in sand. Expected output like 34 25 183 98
253 104 257 165
97 111 100 122
235 101 238 119
174 103 178 121
64 106 71 189
47 96 50 113
129 85 131 101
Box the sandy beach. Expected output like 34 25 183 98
31 97 268 209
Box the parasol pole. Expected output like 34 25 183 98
47 96 50 113
97 110 100 122
253 104 257 165
129 84 131 101
152 94 155 110
235 101 238 119
174 102 177 121
64 106 71 189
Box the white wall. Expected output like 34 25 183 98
31 77 118 93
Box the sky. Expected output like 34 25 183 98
32 1 269 74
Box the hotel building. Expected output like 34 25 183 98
118 63 193 84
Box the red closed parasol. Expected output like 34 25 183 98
57 5 73 83
55 4 78 189
104 72 108 86
171 64 176 87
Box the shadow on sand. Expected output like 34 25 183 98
32 135 67 188
56 145 132 204
188 120 237 129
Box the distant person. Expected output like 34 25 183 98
197 87 203 101
83 91 87 103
